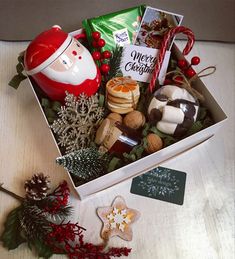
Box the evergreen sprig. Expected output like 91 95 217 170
0 175 132 258
107 46 124 81
20 203 51 240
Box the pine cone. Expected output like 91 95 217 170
24 173 50 200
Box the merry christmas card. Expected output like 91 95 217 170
121 44 171 84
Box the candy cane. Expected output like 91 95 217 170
149 26 195 93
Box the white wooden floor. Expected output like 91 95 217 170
0 40 234 259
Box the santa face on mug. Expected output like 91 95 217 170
42 39 97 86
24 26 101 101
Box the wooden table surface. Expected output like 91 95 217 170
0 40 234 259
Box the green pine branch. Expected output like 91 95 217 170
107 46 124 81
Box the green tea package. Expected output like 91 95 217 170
82 5 145 52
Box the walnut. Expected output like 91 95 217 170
123 111 146 130
145 133 163 154
107 113 123 124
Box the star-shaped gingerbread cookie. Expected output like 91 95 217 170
97 196 140 241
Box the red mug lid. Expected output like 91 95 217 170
24 25 72 75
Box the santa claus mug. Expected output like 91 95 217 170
24 25 101 101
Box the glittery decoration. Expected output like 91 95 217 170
97 196 140 241
51 92 104 154
56 147 107 182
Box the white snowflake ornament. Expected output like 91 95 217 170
97 196 140 241
107 207 131 232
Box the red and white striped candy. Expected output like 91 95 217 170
149 26 195 93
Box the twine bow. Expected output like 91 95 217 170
166 66 216 102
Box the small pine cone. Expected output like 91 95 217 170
24 173 50 201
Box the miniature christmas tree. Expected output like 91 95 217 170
56 147 108 183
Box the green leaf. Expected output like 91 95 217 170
143 137 148 148
17 52 25 63
99 94 105 107
186 121 203 136
197 107 207 121
9 52 27 89
135 145 145 159
150 126 175 140
123 152 136 162
52 101 61 112
31 239 54 259
202 116 213 128
41 98 50 108
149 126 177 147
108 157 121 172
16 63 24 74
8 74 27 89
44 108 56 120
0 206 26 250
142 123 150 137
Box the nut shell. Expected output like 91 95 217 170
145 133 163 154
107 113 123 124
123 111 146 130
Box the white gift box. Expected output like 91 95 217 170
26 31 227 199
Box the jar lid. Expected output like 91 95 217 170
95 118 111 145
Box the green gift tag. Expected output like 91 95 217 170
130 166 186 205
82 5 145 52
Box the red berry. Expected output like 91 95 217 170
175 75 184 82
100 63 110 74
191 56 200 65
92 51 101 60
92 31 101 41
163 79 172 85
97 38 106 48
92 40 99 48
177 59 187 69
185 68 196 78
102 50 112 59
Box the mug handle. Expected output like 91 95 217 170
74 32 87 40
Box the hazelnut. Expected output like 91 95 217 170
107 113 123 124
123 111 146 130
145 133 163 154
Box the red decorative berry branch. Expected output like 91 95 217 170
0 174 131 258
91 31 112 75
177 56 201 79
